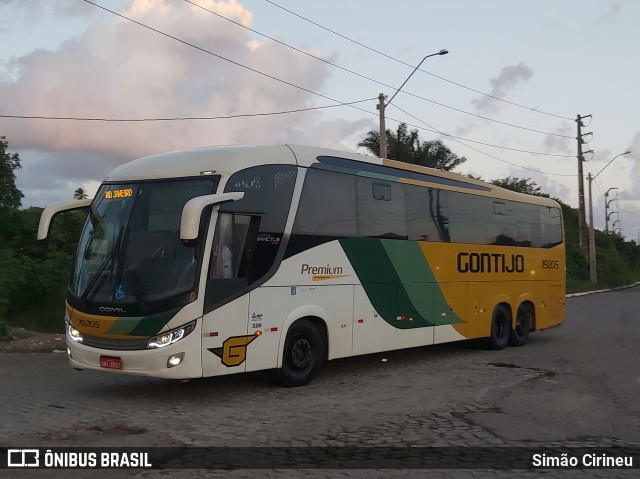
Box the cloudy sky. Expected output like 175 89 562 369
1 0 639 240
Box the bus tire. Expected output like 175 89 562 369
275 319 325 387
509 303 532 347
484 304 510 350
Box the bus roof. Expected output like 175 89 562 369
105 144 559 208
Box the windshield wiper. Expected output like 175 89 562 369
81 225 125 303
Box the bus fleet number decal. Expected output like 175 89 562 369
79 319 100 328
542 260 560 269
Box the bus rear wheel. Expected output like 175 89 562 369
275 319 325 387
484 304 510 350
509 304 532 347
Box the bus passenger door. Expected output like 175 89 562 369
201 213 255 377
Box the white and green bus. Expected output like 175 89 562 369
38 145 565 386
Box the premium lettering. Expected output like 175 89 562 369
301 264 343 275
457 252 525 273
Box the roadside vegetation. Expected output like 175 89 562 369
1 132 639 338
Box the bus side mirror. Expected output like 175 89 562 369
180 192 245 243
38 199 92 241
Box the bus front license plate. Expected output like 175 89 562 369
99 356 122 370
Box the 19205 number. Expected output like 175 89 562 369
79 319 100 328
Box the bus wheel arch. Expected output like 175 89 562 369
484 302 511 350
509 301 534 347
275 316 328 387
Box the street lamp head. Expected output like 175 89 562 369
384 48 449 108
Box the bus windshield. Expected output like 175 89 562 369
70 178 218 309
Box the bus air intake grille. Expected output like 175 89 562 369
81 335 149 351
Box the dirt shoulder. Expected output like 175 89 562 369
0 326 66 353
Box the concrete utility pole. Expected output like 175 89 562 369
604 187 618 234
576 114 592 253
587 173 597 283
377 93 387 159
377 49 448 160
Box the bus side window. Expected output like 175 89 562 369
210 213 234 279
210 213 257 280
541 206 562 247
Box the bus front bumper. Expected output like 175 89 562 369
66 328 202 380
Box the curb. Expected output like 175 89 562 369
566 281 640 298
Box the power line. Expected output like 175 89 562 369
189 0 573 140
84 1 368 114
387 104 573 157
86 1 574 177
264 0 573 121
0 98 374 122
387 104 576 177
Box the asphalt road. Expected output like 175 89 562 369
1 287 638 478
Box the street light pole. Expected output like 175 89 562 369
378 49 448 159
588 150 631 283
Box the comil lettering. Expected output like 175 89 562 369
457 252 525 273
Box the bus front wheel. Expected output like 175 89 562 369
484 304 510 350
275 319 325 387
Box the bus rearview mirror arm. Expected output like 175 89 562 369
180 192 245 242
37 199 93 241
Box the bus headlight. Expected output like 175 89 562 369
66 319 83 343
147 320 196 349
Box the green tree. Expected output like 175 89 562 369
358 123 466 171
0 136 23 211
74 187 88 200
0 137 23 338
491 176 550 197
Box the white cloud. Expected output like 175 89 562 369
471 62 534 114
2 0 373 207
597 2 623 24
543 123 573 155
625 131 640 201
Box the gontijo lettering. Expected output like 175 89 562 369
457 252 525 273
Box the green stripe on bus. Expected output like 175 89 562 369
340 238 463 328
106 309 180 337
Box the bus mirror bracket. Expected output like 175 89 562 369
37 199 92 241
180 192 245 242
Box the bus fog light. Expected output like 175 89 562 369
167 353 184 368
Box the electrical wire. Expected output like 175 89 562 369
84 1 369 113
386 105 573 157
0 98 375 122
386 104 576 177
189 0 573 140
85 1 577 177
264 0 573 121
